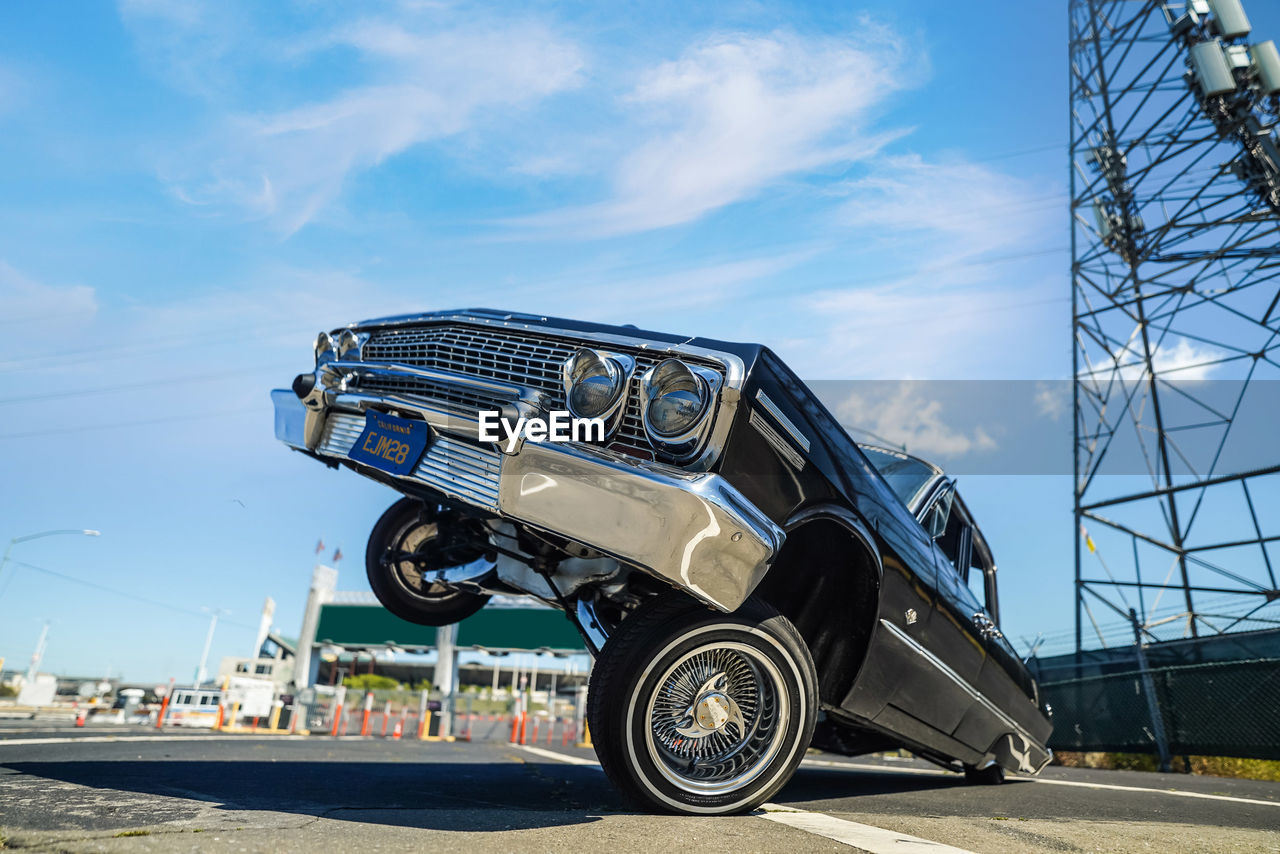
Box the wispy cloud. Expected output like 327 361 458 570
125 5 585 234
0 260 97 331
836 154 1053 256
834 383 997 458
796 154 1061 378
468 249 816 326
511 27 915 237
1115 337 1225 381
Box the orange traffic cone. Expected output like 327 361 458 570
75 708 87 727
392 720 403 740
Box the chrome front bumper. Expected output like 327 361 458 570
272 389 784 612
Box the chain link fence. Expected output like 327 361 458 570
1040 657 1280 760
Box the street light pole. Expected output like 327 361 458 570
0 529 101 589
194 608 228 688
25 621 51 683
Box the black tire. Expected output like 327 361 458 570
963 762 1006 785
365 498 491 626
587 591 817 815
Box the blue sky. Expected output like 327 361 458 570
1 1 1273 683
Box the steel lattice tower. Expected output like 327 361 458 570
1071 0 1280 651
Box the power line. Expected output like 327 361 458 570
0 406 260 440
3 558 256 631
1 321 318 371
0 364 294 407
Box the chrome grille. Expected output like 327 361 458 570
359 323 720 456
319 412 502 510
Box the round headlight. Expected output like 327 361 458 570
562 349 632 422
642 359 708 438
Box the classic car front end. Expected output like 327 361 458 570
272 307 1052 815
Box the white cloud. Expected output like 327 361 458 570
511 28 915 236
792 154 1062 379
835 383 996 458
129 7 585 234
1149 338 1223 380
1109 336 1224 381
837 154 1052 257
1034 381 1069 420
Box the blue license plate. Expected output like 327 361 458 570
349 410 432 476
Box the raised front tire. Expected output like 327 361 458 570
963 762 1006 785
587 592 817 815
365 497 491 627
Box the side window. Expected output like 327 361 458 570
922 488 953 541
965 565 988 611
927 488 968 578
966 539 999 625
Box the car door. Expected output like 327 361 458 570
949 525 1049 757
913 482 989 736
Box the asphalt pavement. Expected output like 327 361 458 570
0 721 1276 853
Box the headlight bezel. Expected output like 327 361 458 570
314 331 338 365
336 329 366 360
639 358 722 460
561 348 636 435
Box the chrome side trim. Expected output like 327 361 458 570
755 390 809 452
749 410 805 470
877 618 1044 756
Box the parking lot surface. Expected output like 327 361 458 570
0 723 1276 853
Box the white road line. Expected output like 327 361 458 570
514 744 603 766
514 745 975 852
1025 775 1280 808
800 756 1280 809
758 804 977 854
803 758 948 776
0 734 309 747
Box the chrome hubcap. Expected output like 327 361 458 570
645 641 789 795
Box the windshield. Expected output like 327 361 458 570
858 446 940 511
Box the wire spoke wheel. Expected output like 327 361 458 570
588 592 816 815
645 642 788 795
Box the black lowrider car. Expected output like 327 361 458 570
273 308 1052 814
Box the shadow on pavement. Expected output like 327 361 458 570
0 754 969 833
0 759 620 833
777 764 967 803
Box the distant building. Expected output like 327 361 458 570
217 629 296 691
